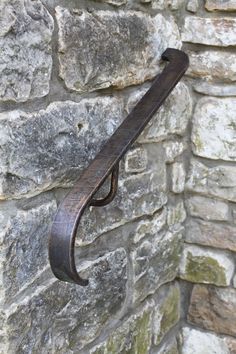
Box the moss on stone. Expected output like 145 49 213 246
132 311 152 354
91 308 152 354
185 252 227 286
156 286 180 345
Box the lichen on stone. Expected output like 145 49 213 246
185 253 227 285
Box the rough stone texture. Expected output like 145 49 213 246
2 0 236 352
0 0 53 102
90 301 153 354
78 155 167 245
186 0 199 12
168 0 185 10
185 218 236 252
56 7 181 92
133 229 183 302
124 147 148 173
191 97 236 161
181 326 236 354
206 0 236 11
188 285 236 337
0 196 57 303
187 51 236 82
133 208 167 244
182 17 236 46
85 178 166 244
0 310 8 354
186 159 236 202
0 98 124 200
151 0 185 10
233 207 236 224
171 162 186 193
179 245 234 286
153 283 180 345
5 249 127 353
226 337 236 354
157 338 179 354
186 195 229 221
164 141 186 163
126 83 192 143
194 82 236 97
167 201 186 227
98 0 127 5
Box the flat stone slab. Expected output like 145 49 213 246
186 218 236 252
187 50 236 82
56 7 181 92
205 0 236 11
182 17 236 46
0 98 124 199
186 195 229 221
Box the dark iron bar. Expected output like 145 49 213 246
49 48 189 286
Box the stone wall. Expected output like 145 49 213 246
0 1 235 354
178 1 236 353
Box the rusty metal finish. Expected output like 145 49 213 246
49 48 189 286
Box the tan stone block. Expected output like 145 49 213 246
186 218 236 252
188 285 236 337
187 51 236 81
206 0 236 11
182 17 236 46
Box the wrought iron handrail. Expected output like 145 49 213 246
49 48 189 286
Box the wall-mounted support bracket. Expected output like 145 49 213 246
49 48 189 286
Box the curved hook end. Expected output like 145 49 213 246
161 48 189 68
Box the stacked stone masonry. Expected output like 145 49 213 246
0 0 236 353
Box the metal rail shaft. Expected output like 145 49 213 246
49 48 189 286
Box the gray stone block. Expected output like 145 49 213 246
132 228 183 303
5 249 127 353
0 195 57 303
186 159 236 202
56 7 181 92
0 0 54 102
0 98 124 199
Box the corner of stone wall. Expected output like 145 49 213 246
178 0 236 353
